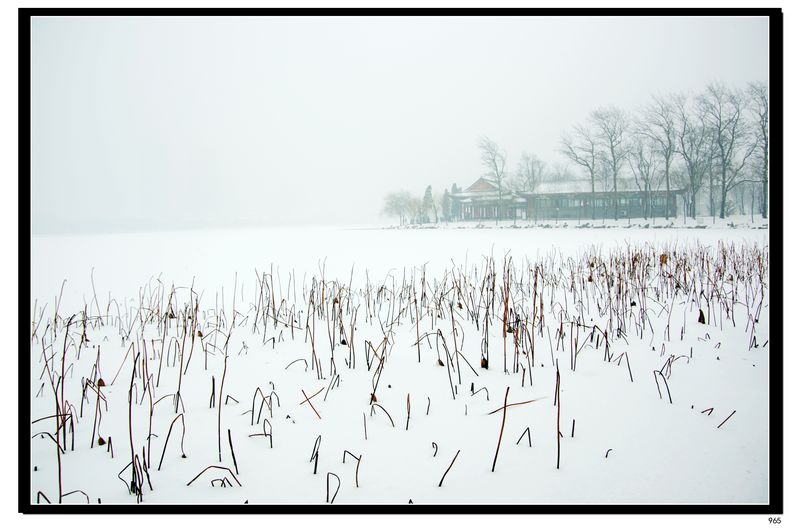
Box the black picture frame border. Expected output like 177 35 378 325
18 6 784 515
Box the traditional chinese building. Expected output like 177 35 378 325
448 177 527 220
450 177 684 221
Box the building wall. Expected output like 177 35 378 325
453 191 680 221
526 192 678 220
458 202 524 220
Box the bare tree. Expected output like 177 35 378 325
698 82 757 219
561 125 599 219
637 95 677 219
732 180 761 220
479 136 507 223
422 185 434 224
627 135 662 220
674 93 713 219
591 106 629 221
407 195 423 225
748 81 769 218
514 152 546 193
431 188 443 224
382 191 409 225
440 189 451 223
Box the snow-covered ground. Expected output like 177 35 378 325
28 221 770 505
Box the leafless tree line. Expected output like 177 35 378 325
561 81 769 221
381 80 768 225
382 185 452 226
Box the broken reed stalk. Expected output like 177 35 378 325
217 329 232 463
301 388 323 419
438 449 461 487
227 429 239 474
491 386 510 472
487 397 542 415
406 393 411 431
61 489 90 504
310 434 321 474
128 352 140 497
186 465 242 487
472 386 490 401
90 380 103 449
371 403 395 427
717 410 736 429
516 427 532 447
342 450 362 487
625 352 634 382
209 376 216 408
556 365 561 470
157 413 186 470
653 370 673 403
326 472 341 504
414 296 421 363
36 491 51 504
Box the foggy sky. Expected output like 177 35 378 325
30 15 769 234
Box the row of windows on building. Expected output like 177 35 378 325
534 196 668 208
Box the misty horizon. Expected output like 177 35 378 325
31 15 768 235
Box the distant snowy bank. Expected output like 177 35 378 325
381 215 768 231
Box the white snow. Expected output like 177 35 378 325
28 220 770 505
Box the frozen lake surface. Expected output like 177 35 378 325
29 222 771 505
31 220 768 312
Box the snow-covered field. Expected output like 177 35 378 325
28 220 770 505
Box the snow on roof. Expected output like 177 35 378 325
450 178 684 201
464 177 499 193
526 178 678 195
451 192 517 202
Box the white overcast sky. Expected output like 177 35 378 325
30 15 769 234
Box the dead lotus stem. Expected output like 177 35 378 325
310 434 322 474
285 358 308 371
653 370 673 403
186 465 242 487
471 385 490 400
342 450 362 487
487 397 543 415
406 393 411 430
516 427 532 447
208 376 216 409
61 489 90 504
371 403 395 427
717 410 737 429
301 388 323 419
491 387 511 472
127 352 140 498
438 449 461 487
556 365 561 470
157 413 186 470
250 387 267 425
326 472 341 503
227 429 239 474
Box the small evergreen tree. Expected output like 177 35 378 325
441 189 452 223
422 185 434 224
